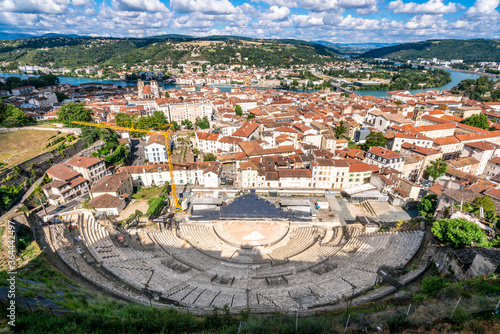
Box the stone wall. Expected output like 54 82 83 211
0 138 91 186
433 246 467 280
0 126 81 135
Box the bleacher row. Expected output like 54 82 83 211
55 211 425 312
47 223 166 309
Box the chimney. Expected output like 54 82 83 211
105 183 108 188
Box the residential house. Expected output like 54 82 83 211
277 169 312 188
145 133 168 162
364 147 405 172
43 164 89 205
86 194 126 216
118 162 222 188
66 156 106 185
90 172 133 199
386 132 434 152
400 143 442 181
485 157 500 177
460 141 500 175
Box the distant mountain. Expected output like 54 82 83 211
40 33 81 38
313 41 397 55
0 35 340 69
0 32 35 40
360 39 500 62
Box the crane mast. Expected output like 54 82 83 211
72 121 183 212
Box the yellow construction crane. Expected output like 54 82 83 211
72 121 183 213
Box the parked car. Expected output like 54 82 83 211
54 205 66 212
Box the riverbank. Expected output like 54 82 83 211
426 65 500 79
0 68 487 97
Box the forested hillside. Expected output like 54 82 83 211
0 35 340 69
360 39 500 62
451 77 500 101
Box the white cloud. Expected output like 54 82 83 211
388 0 460 15
262 0 378 13
170 0 239 15
72 0 92 6
111 0 169 13
261 6 290 21
291 14 324 27
0 0 71 14
404 14 444 29
465 0 500 18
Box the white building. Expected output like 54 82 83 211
145 133 168 162
118 162 222 188
364 147 405 172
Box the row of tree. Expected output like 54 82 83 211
0 74 59 92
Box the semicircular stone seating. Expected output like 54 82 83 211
59 210 425 312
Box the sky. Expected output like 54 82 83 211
0 0 499 43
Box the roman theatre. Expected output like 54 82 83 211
45 195 426 313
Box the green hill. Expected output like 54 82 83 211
360 39 500 62
0 35 340 69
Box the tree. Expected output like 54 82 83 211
57 102 93 126
473 195 496 213
55 92 69 102
247 113 255 120
394 100 403 105
203 153 216 161
425 158 448 181
181 119 193 130
164 91 170 98
235 105 243 116
418 194 438 218
473 195 497 223
195 116 210 129
333 120 346 139
462 114 490 130
432 218 487 248
362 131 387 151
152 110 168 128
171 121 180 131
0 104 30 128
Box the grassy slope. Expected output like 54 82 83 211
0 130 62 168
360 39 500 62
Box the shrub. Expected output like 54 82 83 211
432 218 487 248
421 276 449 295
146 196 166 216
385 312 415 332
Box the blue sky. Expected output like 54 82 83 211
0 0 498 43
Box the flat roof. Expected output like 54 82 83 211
280 199 312 206
341 183 377 196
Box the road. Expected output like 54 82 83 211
130 139 146 166
43 194 89 216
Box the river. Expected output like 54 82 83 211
0 69 486 97
354 70 484 97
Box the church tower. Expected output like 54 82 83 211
137 79 145 98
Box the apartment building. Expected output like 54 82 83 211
66 156 106 184
385 132 434 152
118 162 222 188
145 133 168 162
43 164 90 205
365 147 405 172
